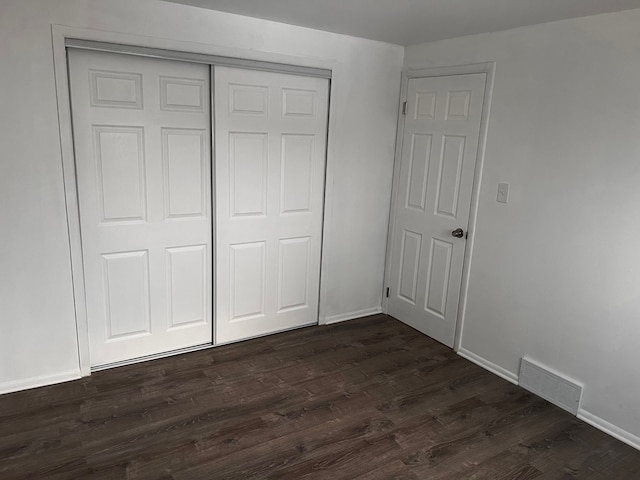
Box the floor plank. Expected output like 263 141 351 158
1 315 639 479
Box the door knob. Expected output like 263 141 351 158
451 228 464 238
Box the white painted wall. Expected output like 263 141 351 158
0 0 403 391
405 9 640 445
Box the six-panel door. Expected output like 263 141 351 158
214 66 329 344
388 73 486 347
68 50 213 366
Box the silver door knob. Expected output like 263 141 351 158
451 228 464 238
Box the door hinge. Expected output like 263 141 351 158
402 101 407 115
386 287 390 298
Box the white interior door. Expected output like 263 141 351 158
214 66 329 344
387 73 486 347
68 49 212 367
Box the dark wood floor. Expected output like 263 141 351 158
1 315 639 479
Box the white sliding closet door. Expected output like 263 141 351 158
68 49 212 367
214 66 329 344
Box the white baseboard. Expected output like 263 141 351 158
321 306 383 325
0 370 81 396
457 348 640 452
457 347 518 385
578 408 640 451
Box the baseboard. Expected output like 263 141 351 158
322 306 383 325
578 408 640 451
0 370 81 396
457 348 640 452
457 347 518 385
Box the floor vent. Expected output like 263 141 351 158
519 356 583 415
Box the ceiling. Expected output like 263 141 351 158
163 0 640 46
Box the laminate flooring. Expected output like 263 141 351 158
1 314 639 479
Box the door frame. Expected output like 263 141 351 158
382 62 496 352
52 24 335 376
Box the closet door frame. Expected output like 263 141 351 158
52 25 334 376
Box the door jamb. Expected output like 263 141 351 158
382 62 496 352
52 24 336 376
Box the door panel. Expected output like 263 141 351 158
230 241 267 321
398 230 422 304
94 126 147 222
166 245 208 330
162 129 207 218
102 250 151 339
406 134 431 211
278 237 311 312
215 66 329 344
388 73 486 347
229 133 268 217
68 49 212 366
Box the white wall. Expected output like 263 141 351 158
405 9 640 446
0 0 403 391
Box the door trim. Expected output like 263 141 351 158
52 25 336 376
382 62 496 352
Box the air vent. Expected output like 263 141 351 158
519 356 583 415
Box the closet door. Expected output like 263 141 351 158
68 49 212 366
214 66 329 343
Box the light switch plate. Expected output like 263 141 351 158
497 182 509 203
